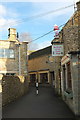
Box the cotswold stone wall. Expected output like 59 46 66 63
0 41 19 74
20 42 28 75
28 54 54 72
0 75 2 120
2 75 29 106
63 11 80 54
63 25 78 54
0 40 28 76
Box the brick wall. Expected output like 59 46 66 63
2 75 29 106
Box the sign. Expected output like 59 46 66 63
52 45 64 56
54 30 59 38
53 24 59 38
61 54 70 65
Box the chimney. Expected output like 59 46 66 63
76 1 80 11
8 28 18 41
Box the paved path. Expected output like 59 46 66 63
2 86 76 119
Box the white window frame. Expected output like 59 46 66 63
0 48 14 58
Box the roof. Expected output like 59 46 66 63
28 46 52 60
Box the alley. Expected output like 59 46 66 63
2 86 76 119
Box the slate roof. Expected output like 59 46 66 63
28 46 52 60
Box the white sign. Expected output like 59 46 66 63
52 45 64 56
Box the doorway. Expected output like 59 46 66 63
50 71 55 87
40 73 48 84
30 74 36 85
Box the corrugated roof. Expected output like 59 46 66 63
28 46 52 60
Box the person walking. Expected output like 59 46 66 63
36 79 39 95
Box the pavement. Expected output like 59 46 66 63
2 86 76 119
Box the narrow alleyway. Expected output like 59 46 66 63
2 86 76 119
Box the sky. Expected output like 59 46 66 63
0 0 79 50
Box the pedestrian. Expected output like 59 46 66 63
36 79 38 95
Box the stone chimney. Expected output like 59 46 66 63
76 1 80 11
8 28 18 41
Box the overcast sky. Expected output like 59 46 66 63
0 0 79 50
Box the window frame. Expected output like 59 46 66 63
62 61 72 93
0 48 15 58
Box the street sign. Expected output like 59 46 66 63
52 45 64 56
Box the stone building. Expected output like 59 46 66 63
0 28 28 76
51 40 63 95
28 46 55 86
0 28 29 106
51 1 80 116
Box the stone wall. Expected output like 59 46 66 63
28 54 54 72
63 10 80 54
63 25 78 54
51 41 63 94
0 41 19 74
70 54 80 115
59 2 80 115
28 48 55 84
2 75 29 106
0 75 2 120
20 42 28 75
0 40 28 76
53 56 62 94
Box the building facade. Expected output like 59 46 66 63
61 2 80 116
0 28 29 107
0 28 28 76
28 46 55 86
51 1 80 115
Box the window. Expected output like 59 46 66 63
6 73 15 75
63 65 66 90
67 62 72 90
0 49 14 58
0 49 4 58
63 62 72 91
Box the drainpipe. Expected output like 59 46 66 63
19 43 21 75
